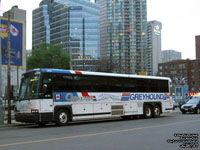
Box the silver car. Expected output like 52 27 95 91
180 98 200 114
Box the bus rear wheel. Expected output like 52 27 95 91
143 105 153 118
56 109 69 126
153 105 161 118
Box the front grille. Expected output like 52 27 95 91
183 106 192 109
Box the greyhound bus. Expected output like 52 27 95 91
15 68 173 126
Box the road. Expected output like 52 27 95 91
0 109 199 150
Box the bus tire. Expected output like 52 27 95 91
56 109 69 126
143 105 153 118
153 105 161 118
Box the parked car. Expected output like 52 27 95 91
180 98 200 114
173 99 179 110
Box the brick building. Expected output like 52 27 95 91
196 35 200 59
158 59 200 93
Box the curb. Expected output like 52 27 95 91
0 120 25 128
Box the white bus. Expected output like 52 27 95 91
15 68 173 126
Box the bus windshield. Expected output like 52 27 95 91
18 71 40 100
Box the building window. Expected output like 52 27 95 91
170 70 176 74
169 64 175 69
191 87 195 92
159 66 162 70
178 69 184 74
179 64 185 69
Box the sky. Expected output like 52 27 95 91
1 0 200 59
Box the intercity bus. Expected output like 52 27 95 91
15 68 173 126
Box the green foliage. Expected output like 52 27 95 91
27 43 70 71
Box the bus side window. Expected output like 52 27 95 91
53 74 73 92
73 75 92 92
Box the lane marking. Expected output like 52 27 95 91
1 119 200 147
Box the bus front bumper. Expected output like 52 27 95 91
15 113 53 123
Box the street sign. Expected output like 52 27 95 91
0 17 24 68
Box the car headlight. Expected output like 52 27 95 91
192 105 197 108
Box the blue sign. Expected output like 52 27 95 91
0 18 24 68
184 85 189 99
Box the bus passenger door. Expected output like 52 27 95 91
39 75 54 113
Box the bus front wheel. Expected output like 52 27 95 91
56 109 69 126
143 105 153 118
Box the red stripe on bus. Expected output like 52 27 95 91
82 92 89 97
75 71 82 74
122 93 130 96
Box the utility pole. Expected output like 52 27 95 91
0 16 3 125
0 0 4 125
7 10 11 124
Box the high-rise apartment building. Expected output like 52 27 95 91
100 0 147 74
161 50 182 63
33 0 100 71
0 6 26 99
147 20 162 76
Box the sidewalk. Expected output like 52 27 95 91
0 119 23 127
0 110 22 127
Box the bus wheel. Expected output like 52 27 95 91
56 109 69 126
153 105 161 118
143 105 153 118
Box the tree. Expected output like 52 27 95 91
96 57 119 73
27 43 70 70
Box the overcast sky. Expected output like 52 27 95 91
2 0 200 59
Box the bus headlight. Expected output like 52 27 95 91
31 109 39 113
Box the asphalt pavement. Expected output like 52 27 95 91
0 108 199 150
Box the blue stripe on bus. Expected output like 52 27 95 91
41 69 71 74
121 97 130 101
